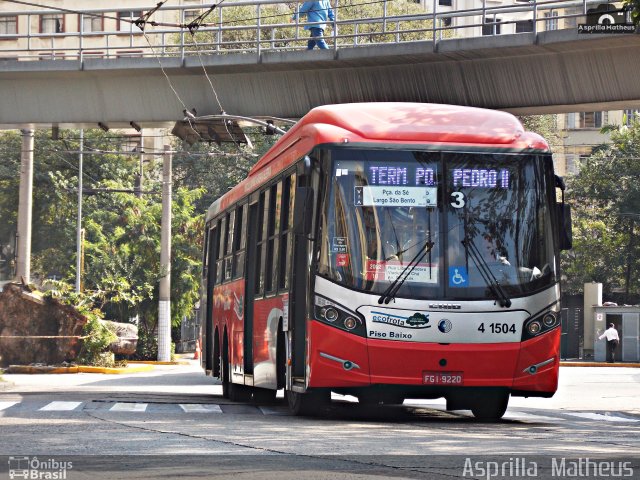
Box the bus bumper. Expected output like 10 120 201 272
308 321 559 396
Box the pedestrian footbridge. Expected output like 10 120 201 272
0 0 638 128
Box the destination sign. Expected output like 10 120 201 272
451 168 511 189
354 186 437 207
367 165 438 186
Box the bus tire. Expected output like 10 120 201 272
228 383 252 402
286 389 329 416
471 392 509 421
252 387 277 404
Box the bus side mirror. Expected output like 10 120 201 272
558 203 572 251
293 186 313 236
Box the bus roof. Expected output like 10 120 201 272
207 103 549 220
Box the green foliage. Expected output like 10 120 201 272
565 119 640 299
79 316 118 367
519 115 563 150
43 280 117 366
623 0 640 26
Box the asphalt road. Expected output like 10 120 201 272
1 363 639 479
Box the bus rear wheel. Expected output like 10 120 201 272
286 389 330 416
470 392 509 421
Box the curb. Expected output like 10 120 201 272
560 362 640 368
127 360 192 365
4 364 155 375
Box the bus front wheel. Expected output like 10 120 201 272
286 389 329 416
470 392 509 421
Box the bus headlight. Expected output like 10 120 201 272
527 321 542 335
522 305 560 341
324 307 339 322
543 313 557 328
344 317 357 330
314 295 366 337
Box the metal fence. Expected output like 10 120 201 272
0 0 623 62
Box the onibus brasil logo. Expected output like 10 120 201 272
8 456 73 479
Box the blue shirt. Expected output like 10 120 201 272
294 0 335 31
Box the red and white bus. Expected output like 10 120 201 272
200 103 572 419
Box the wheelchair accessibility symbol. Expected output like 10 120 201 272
449 267 468 287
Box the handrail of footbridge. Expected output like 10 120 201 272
0 0 623 63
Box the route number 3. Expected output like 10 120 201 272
450 192 465 208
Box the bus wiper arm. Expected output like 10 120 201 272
378 240 435 304
462 238 512 308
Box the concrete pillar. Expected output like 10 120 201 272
15 129 34 283
583 282 602 358
75 130 84 293
157 145 172 361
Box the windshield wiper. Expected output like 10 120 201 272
378 240 434 304
461 238 512 308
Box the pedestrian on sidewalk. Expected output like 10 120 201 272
599 323 620 363
292 0 335 50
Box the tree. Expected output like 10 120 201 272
565 119 640 300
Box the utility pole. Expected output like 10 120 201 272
75 130 84 293
158 145 172 361
15 129 34 283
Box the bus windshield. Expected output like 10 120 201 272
318 148 557 300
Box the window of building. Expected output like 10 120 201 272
623 109 639 126
41 14 64 34
82 15 103 33
544 10 558 31
439 0 452 6
118 11 143 33
184 10 201 24
0 16 18 36
515 19 533 32
482 17 501 35
116 50 143 58
570 111 608 129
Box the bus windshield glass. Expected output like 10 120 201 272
318 149 557 300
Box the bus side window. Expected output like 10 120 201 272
224 211 235 282
255 190 268 296
265 183 280 294
278 174 295 290
215 218 224 285
233 204 247 279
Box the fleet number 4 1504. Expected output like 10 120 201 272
478 322 516 334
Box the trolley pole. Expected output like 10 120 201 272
75 130 84 293
15 129 34 283
158 145 172 361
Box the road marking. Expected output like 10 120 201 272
39 401 83 411
563 412 640 423
179 404 222 413
0 401 19 411
110 403 148 412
